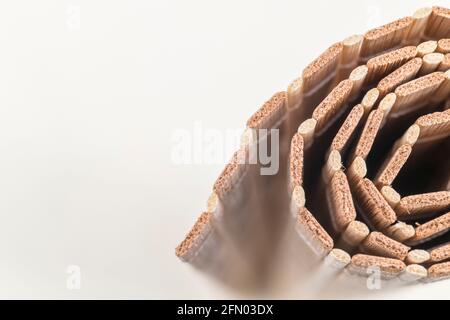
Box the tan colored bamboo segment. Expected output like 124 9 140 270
425 6 450 39
349 254 406 278
330 104 364 153
327 170 356 232
437 39 450 53
353 178 397 229
377 57 422 97
374 144 412 187
247 92 287 129
302 43 343 94
312 79 353 134
296 207 334 257
430 243 450 263
361 231 410 260
176 212 213 261
360 17 413 61
404 7 432 44
408 212 450 245
396 192 450 219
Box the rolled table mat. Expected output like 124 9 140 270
176 6 450 290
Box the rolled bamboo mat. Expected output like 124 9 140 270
176 6 450 291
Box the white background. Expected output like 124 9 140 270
0 0 448 299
